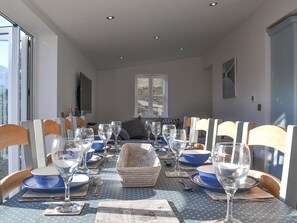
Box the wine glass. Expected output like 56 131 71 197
98 124 112 155
111 121 122 150
162 124 176 157
212 142 251 223
151 121 161 148
145 120 151 141
51 138 83 213
74 127 94 173
170 129 187 175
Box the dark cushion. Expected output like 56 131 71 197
119 128 130 140
122 116 145 139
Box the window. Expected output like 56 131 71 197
135 74 168 117
0 13 33 191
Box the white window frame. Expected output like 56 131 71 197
135 74 168 118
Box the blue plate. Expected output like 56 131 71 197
22 174 90 193
190 172 259 192
87 154 103 164
179 157 210 167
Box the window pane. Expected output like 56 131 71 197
137 97 148 117
0 33 8 180
153 78 164 96
0 16 12 27
153 97 164 116
137 78 149 96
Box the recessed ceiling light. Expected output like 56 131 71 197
119 56 124 60
154 36 160 40
210 2 218 6
106 16 115 20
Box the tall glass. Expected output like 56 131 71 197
51 138 83 213
151 121 161 147
170 129 186 175
212 142 251 223
111 121 122 150
162 124 176 157
98 124 112 155
145 120 151 141
75 127 94 173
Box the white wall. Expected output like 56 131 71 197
0 0 97 121
204 0 297 125
96 57 212 124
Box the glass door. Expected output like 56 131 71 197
0 14 33 189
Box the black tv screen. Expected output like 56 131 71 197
78 72 92 113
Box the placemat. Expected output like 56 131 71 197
19 184 89 202
204 187 274 201
165 171 189 178
95 199 179 223
43 202 85 216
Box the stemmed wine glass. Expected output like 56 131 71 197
51 138 83 213
151 121 161 148
212 142 251 223
162 124 176 157
170 129 187 175
98 124 112 155
145 120 151 141
74 127 94 173
111 121 122 150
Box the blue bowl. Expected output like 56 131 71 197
182 150 211 163
86 149 95 161
159 136 167 144
31 166 64 188
94 135 101 140
197 165 221 187
92 142 104 152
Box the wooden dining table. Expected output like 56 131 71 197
0 147 297 223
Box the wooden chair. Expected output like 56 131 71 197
212 120 248 148
34 119 64 167
183 116 195 137
189 118 220 151
241 124 297 208
67 116 85 138
0 121 37 203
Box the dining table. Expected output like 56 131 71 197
0 142 297 223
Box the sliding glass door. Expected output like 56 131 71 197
0 14 33 185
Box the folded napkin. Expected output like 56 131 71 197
204 187 274 201
165 171 189 178
95 199 179 223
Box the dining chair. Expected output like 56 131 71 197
189 118 220 151
183 116 194 137
0 121 37 203
34 119 64 167
66 116 85 138
241 124 297 208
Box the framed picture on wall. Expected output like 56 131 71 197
222 58 236 98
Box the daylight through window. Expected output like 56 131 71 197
135 74 168 118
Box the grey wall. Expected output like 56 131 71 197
204 0 297 125
96 57 212 124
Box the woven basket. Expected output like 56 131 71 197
116 143 161 187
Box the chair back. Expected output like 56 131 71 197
189 118 220 151
242 124 297 208
34 119 64 167
213 120 249 146
0 121 36 203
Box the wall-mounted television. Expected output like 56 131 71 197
77 72 92 113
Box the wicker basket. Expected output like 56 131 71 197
116 143 161 187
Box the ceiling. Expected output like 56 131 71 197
28 0 268 71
